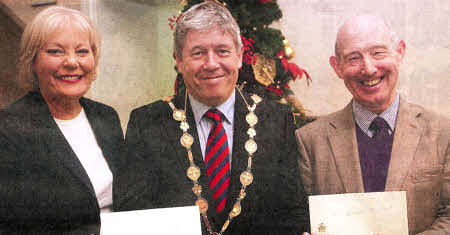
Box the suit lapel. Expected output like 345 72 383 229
32 93 96 197
328 102 364 193
385 98 423 191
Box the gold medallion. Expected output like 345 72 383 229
245 139 257 154
187 165 201 181
173 109 186 121
195 198 209 214
229 203 241 218
246 112 258 126
240 170 253 186
180 133 194 148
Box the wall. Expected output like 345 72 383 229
0 8 26 109
81 0 179 130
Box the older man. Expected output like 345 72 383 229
115 2 309 234
296 15 449 234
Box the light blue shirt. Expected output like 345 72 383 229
352 93 400 138
189 91 235 161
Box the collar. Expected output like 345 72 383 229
189 90 235 125
352 93 399 134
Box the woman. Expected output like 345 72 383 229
0 6 123 234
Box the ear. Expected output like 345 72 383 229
174 51 183 74
238 46 244 69
395 40 406 63
330 56 344 79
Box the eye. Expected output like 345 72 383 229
373 50 387 59
219 49 230 54
346 56 360 62
77 48 90 54
191 50 203 57
217 49 231 56
77 48 90 56
46 49 62 55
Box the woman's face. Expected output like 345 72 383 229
33 26 95 100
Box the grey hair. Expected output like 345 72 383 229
173 1 242 59
334 15 400 60
18 6 101 91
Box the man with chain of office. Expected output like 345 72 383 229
114 2 309 234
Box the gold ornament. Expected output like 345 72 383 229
239 189 246 199
251 53 276 86
192 184 202 195
318 223 326 232
162 96 174 102
164 88 260 235
195 198 209 214
229 203 241 217
187 150 194 162
245 139 257 154
173 109 186 121
187 166 201 181
180 121 189 131
283 39 295 60
246 112 258 126
240 170 254 186
180 133 194 148
247 128 256 138
221 219 230 232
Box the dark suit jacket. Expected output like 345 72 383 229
115 91 310 235
296 97 449 235
0 92 123 235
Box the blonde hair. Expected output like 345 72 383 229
18 6 101 90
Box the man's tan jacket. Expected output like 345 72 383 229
296 97 449 235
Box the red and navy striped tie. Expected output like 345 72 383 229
204 108 230 213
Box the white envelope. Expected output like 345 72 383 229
309 191 408 235
100 206 202 235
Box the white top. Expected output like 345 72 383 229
54 108 113 213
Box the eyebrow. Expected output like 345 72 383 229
189 44 233 51
343 44 389 57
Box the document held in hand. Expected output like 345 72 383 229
100 206 202 235
309 191 408 235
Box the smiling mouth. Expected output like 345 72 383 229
202 75 224 80
57 75 82 81
360 77 383 87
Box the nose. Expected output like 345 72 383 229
63 52 79 69
203 51 219 71
361 56 376 76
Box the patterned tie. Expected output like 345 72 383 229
204 108 230 213
369 116 390 139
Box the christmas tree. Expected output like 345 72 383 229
171 0 314 128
